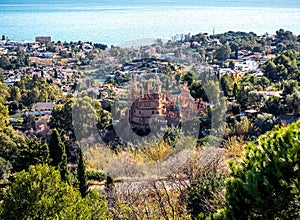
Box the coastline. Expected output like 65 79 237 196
1 3 299 45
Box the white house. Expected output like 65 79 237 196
234 60 259 72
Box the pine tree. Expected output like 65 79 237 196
78 148 88 197
223 121 300 219
48 129 69 183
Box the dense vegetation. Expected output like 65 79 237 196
1 165 109 220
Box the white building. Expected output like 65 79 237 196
234 60 259 72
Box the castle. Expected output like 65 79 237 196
128 75 207 131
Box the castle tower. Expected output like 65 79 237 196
147 81 153 95
130 74 137 97
180 81 189 106
139 85 144 96
154 75 162 94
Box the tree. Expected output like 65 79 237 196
48 129 69 183
283 79 299 96
59 50 69 58
0 68 3 82
78 148 88 198
230 43 239 59
84 189 111 219
0 157 12 180
258 76 270 89
187 159 226 218
8 101 18 114
49 98 75 138
0 125 26 165
215 45 231 64
228 60 235 70
252 113 280 135
182 70 196 86
22 115 36 132
155 38 163 45
203 80 221 104
261 96 283 115
190 81 206 100
72 97 99 140
15 76 61 107
25 87 41 105
223 121 300 219
220 75 232 97
94 43 108 50
0 102 8 129
248 90 267 108
210 97 227 135
13 136 50 172
105 174 116 208
232 82 238 99
97 109 112 130
0 82 9 103
264 49 300 82
0 164 110 219
50 96 104 161
0 56 10 69
286 91 300 114
48 98 80 163
264 60 277 81
276 29 293 41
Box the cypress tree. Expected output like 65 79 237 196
0 68 4 82
105 174 116 207
78 148 88 197
49 129 69 183
14 136 50 172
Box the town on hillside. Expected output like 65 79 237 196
1 29 300 219
1 30 299 141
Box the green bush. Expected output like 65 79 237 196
86 168 105 182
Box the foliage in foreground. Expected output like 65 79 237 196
217 121 300 219
187 159 226 218
0 164 110 220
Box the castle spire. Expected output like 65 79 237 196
130 74 137 96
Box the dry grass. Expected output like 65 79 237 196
82 133 244 182
128 141 173 163
223 136 246 159
82 135 198 180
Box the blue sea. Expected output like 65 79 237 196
0 0 299 45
